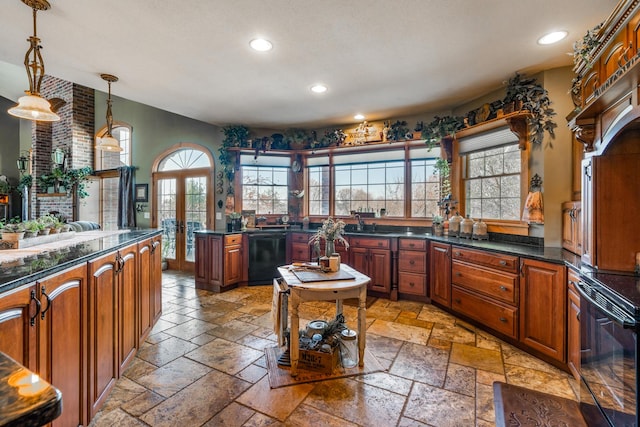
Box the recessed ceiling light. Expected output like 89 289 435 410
250 38 273 51
537 31 568 45
354 114 365 120
310 84 328 93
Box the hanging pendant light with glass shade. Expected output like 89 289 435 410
96 73 123 152
8 0 60 122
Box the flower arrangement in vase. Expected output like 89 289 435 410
309 217 350 258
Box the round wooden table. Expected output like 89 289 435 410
277 264 370 377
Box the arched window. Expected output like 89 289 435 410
94 123 132 171
157 148 212 171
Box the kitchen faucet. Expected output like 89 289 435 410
355 214 365 231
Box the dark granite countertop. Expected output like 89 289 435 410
0 228 162 294
0 352 62 427
196 227 566 264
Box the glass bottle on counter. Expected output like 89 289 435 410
460 215 474 238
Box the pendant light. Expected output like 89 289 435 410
96 73 123 152
8 0 60 122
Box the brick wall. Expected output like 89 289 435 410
31 75 95 220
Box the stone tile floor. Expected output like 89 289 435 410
90 270 579 426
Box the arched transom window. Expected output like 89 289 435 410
158 148 211 171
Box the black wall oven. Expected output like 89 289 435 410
575 271 640 427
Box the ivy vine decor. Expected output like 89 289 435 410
503 73 557 146
218 125 250 186
420 115 464 148
573 23 603 68
386 120 411 141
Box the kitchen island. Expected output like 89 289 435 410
0 228 163 426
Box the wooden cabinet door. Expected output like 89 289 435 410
520 258 566 362
430 242 451 307
224 245 243 286
88 251 119 418
567 269 581 380
350 247 369 280
118 244 138 373
561 202 576 252
369 249 391 292
151 236 163 322
194 234 209 283
209 236 223 288
138 238 154 346
38 264 87 427
0 284 37 371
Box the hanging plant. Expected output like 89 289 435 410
421 116 464 148
503 73 557 145
64 166 94 199
218 125 250 188
316 128 346 149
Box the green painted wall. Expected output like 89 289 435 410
0 96 24 218
94 91 223 228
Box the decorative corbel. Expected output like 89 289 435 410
505 116 529 150
572 122 596 152
441 137 454 163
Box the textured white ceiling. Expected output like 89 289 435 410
0 0 617 129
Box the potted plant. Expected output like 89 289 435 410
308 217 349 259
421 116 464 148
503 73 557 145
432 214 444 236
386 120 412 142
0 221 25 241
37 174 57 193
17 174 32 193
284 128 311 150
23 220 40 238
37 215 56 235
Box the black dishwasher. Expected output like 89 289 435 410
247 232 287 285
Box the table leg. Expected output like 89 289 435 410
358 285 366 367
290 290 300 377
335 299 343 318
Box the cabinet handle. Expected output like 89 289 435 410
378 242 383 247
409 243 415 247
41 286 52 320
499 317 507 323
577 312 580 321
151 241 160 254
499 260 507 266
409 260 415 265
455 272 462 277
455 251 462 257
454 298 461 304
499 286 507 292
409 282 415 287
520 260 525 277
30 290 40 327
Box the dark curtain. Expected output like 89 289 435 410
118 166 136 228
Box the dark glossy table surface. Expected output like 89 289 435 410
0 352 62 427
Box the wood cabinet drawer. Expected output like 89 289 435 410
452 261 518 305
399 238 427 251
350 237 389 250
291 233 310 243
225 234 243 245
451 247 518 273
567 268 580 295
398 272 426 296
398 251 426 273
452 286 518 339
291 243 310 262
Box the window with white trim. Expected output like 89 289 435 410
308 165 330 216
